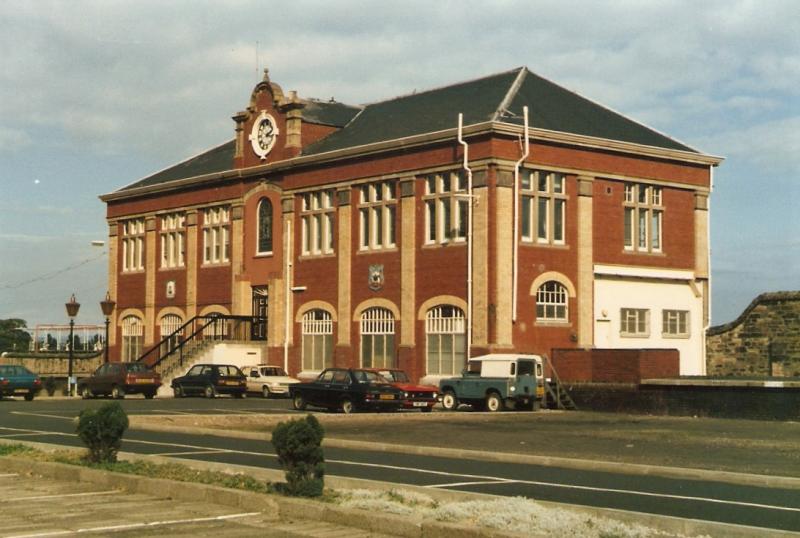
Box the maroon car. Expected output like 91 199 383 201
78 362 161 399
365 368 439 412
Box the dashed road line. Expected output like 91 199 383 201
2 491 120 502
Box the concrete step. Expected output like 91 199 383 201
272 520 398 538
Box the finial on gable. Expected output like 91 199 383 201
262 68 270 82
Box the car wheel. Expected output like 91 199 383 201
485 392 503 412
204 384 217 399
111 385 125 400
292 393 307 410
144 391 155 400
234 391 245 399
441 390 458 411
261 386 271 399
24 392 35 402
340 398 355 414
173 385 184 398
81 386 93 400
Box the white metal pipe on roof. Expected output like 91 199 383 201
512 106 530 322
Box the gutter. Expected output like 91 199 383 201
99 123 724 203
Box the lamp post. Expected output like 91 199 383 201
65 294 80 396
100 292 116 364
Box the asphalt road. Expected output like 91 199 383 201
2 396 799 533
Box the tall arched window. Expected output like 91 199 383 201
121 315 144 362
302 309 333 371
536 281 568 321
425 305 466 375
159 314 183 354
360 307 395 368
257 198 273 254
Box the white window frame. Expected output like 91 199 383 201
160 213 185 269
360 307 396 368
662 309 690 338
624 183 663 253
620 308 650 337
423 171 468 245
121 218 145 273
521 170 566 245
301 190 335 256
159 314 183 353
202 206 230 265
425 305 466 375
121 315 144 362
359 182 397 251
536 281 568 322
302 309 333 371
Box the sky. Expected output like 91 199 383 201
0 0 797 327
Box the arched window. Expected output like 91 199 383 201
425 305 466 375
536 281 568 321
360 308 395 368
159 314 183 354
302 309 333 371
121 315 144 362
257 198 273 254
202 311 228 338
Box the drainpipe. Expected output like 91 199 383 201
702 166 714 375
458 114 473 359
512 106 530 322
283 218 292 373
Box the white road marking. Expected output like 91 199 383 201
2 491 119 502
10 411 73 420
428 479 518 487
6 512 261 538
150 450 231 457
0 473 19 477
0 432 56 438
3 425 798 515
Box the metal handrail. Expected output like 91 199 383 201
136 314 265 371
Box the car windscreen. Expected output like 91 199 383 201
352 370 386 384
517 360 535 376
125 363 150 373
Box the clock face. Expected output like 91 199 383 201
249 112 279 159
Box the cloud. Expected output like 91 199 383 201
0 126 32 152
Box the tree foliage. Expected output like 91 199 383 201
0 319 31 353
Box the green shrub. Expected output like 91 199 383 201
76 402 129 463
43 377 56 396
271 414 325 497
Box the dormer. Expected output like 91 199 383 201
232 68 360 169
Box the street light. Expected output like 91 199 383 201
100 292 116 364
65 294 80 396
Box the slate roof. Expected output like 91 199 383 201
117 67 697 193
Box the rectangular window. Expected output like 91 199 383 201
624 183 663 253
160 213 185 269
423 171 469 245
202 206 230 265
358 181 396 251
620 308 649 337
300 189 335 256
121 218 145 272
521 170 567 245
662 310 690 337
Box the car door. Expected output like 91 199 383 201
88 364 108 393
309 370 334 406
329 369 352 406
246 367 260 392
182 365 203 394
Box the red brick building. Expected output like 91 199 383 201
100 67 722 383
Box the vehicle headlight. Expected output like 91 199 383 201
403 391 409 398
509 385 516 392
432 392 438 399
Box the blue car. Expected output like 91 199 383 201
0 365 42 401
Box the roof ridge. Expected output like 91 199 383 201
115 139 234 192
493 67 527 122
356 66 525 108
524 69 698 153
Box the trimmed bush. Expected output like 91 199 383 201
271 414 325 497
76 402 129 463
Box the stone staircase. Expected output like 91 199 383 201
154 340 216 397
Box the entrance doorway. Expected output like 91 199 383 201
251 286 268 340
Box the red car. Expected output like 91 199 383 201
365 369 439 412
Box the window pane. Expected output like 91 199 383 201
360 208 369 248
442 199 451 239
651 210 661 250
521 171 532 190
537 198 548 240
638 209 647 248
521 196 532 239
387 205 396 245
538 172 548 192
624 208 633 247
426 176 435 195
441 174 451 192
457 199 468 238
426 200 436 242
373 206 382 246
553 174 564 194
554 199 564 242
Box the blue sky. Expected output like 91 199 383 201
1 0 797 326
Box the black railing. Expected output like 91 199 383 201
136 315 266 373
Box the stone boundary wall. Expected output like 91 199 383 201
0 353 104 376
707 291 800 377
550 348 679 383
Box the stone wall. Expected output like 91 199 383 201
706 291 800 377
0 353 104 376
